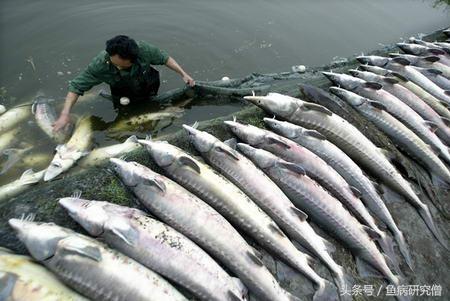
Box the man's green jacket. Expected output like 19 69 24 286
68 41 169 96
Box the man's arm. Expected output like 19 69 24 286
165 57 195 87
53 92 79 132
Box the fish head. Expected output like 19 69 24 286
329 87 366 107
139 139 178 168
109 158 151 187
359 64 391 76
8 219 72 261
224 120 267 146
244 93 299 117
44 146 81 181
236 143 277 169
348 69 380 82
356 55 389 67
396 43 426 55
59 198 109 236
322 72 364 90
263 118 301 139
183 124 218 153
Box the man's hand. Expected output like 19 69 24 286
183 74 195 87
53 113 71 133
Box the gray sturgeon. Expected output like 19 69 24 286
110 158 301 301
388 53 450 78
59 198 247 301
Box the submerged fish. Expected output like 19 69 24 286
140 139 337 301
264 118 413 270
349 69 450 145
323 72 450 165
0 169 45 202
244 92 446 248
0 128 19 153
236 144 403 298
224 119 398 271
59 198 247 301
9 219 187 301
0 105 30 135
359 64 450 120
0 248 88 301
32 96 72 144
330 87 450 184
1 145 33 175
78 135 141 167
110 158 301 301
44 115 93 181
356 56 450 104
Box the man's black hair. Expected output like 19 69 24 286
106 35 139 62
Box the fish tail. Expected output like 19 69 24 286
286 291 302 301
378 232 402 275
312 280 339 301
417 204 448 250
393 230 414 271
333 267 353 301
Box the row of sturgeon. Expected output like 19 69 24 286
5 37 450 301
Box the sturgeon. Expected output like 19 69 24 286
388 53 450 78
223 119 398 268
0 128 19 153
0 105 30 135
9 219 187 301
32 96 72 144
244 92 446 248
349 68 450 144
0 169 45 202
359 64 450 120
44 115 93 181
182 125 350 295
0 248 88 301
396 43 450 66
413 66 450 89
330 87 450 183
110 158 300 301
264 118 413 269
323 72 450 165
356 55 450 104
236 144 403 297
59 198 247 301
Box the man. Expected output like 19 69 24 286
53 35 195 132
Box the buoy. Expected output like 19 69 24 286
221 76 230 81
0 105 5 114
292 65 306 73
120 97 130 106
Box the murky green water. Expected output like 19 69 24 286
0 0 449 184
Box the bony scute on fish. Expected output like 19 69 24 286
44 115 94 181
139 138 337 301
0 248 89 301
110 157 301 301
8 219 188 301
59 197 248 301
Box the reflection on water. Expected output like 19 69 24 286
0 0 449 184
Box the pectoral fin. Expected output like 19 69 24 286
303 103 333 116
355 257 384 278
60 244 102 262
364 82 383 90
368 101 387 111
362 225 382 240
143 177 166 193
279 162 306 175
178 156 201 174
291 206 308 221
246 251 264 266
216 145 240 160
304 129 326 140
267 136 290 148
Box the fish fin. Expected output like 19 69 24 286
383 77 399 85
429 48 446 56
267 136 290 148
268 223 286 237
71 190 82 199
279 162 306 175
424 121 438 132
355 257 384 279
303 103 333 116
445 90 450 97
394 231 414 271
334 270 353 301
382 252 402 277
372 181 384 194
379 148 395 161
192 121 199 129
350 186 362 198
230 277 248 301
125 135 139 143
440 101 450 109
392 57 411 66
291 206 308 221
304 129 326 140
441 117 450 127
19 168 35 180
216 145 240 160
362 225 382 240
0 272 18 300
227 291 243 301
364 82 383 90
31 102 36 114
223 138 238 150
60 244 102 262
246 251 264 266
423 55 440 63
368 100 387 111
313 280 339 301
389 72 409 82
322 238 336 254
424 68 442 76
417 203 448 250
178 156 201 174
287 292 302 301
109 220 138 246
143 177 166 193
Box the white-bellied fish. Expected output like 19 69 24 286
388 53 450 78
0 169 45 202
9 219 187 301
0 105 30 135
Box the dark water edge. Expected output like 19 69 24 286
0 28 449 300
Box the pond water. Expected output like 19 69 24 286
0 0 449 184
